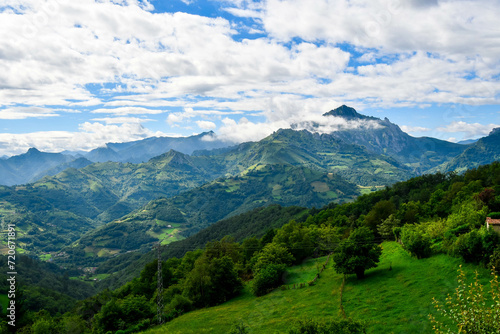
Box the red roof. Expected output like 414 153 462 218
487 217 500 225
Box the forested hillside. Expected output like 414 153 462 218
5 161 499 333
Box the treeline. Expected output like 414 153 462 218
3 162 500 333
0 255 97 332
96 204 310 290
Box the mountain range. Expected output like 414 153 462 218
0 131 228 186
1 105 499 271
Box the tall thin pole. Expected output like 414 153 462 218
156 241 164 325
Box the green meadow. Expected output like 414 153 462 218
142 242 490 334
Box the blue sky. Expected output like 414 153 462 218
0 0 499 156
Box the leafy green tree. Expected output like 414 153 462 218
251 263 287 296
378 214 401 240
164 294 192 318
252 242 294 273
453 227 499 264
429 266 500 333
183 255 242 307
249 242 294 296
273 220 314 262
396 201 421 224
400 225 432 259
241 237 261 263
363 200 396 233
93 298 122 332
61 314 87 334
333 227 382 279
31 310 62 334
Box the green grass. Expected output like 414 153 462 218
342 242 490 333
142 242 490 334
284 256 328 285
89 273 111 280
39 254 52 261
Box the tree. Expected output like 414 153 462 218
400 225 432 259
183 255 242 307
333 227 382 279
378 214 400 240
273 220 314 262
363 200 395 233
251 263 287 296
453 227 499 264
252 243 294 273
429 266 500 333
250 243 294 296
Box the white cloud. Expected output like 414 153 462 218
217 117 287 143
166 107 244 125
437 121 500 138
0 107 59 119
91 107 165 115
400 125 431 133
0 121 169 156
90 116 155 124
196 120 216 130
0 0 499 155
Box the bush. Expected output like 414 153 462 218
287 318 367 334
429 266 500 333
453 227 500 264
332 227 382 279
400 225 432 259
251 263 287 296
488 212 500 219
228 322 249 334
488 247 500 273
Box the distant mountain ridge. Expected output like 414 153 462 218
84 131 230 163
430 127 500 174
322 105 469 173
2 105 500 269
0 132 231 186
0 148 76 186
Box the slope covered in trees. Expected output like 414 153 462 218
5 161 498 333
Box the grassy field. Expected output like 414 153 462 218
142 242 490 334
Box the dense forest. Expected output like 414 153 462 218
2 162 500 333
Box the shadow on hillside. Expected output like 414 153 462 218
345 264 403 285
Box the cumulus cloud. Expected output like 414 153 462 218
167 107 244 125
400 125 431 133
216 117 287 143
196 120 217 130
0 0 499 154
0 121 170 156
437 121 500 138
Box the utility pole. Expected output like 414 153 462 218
156 241 164 325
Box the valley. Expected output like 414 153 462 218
1 106 500 333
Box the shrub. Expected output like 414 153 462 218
488 212 500 219
251 263 287 296
453 227 499 264
228 322 249 334
400 225 432 259
287 318 367 334
429 266 500 333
